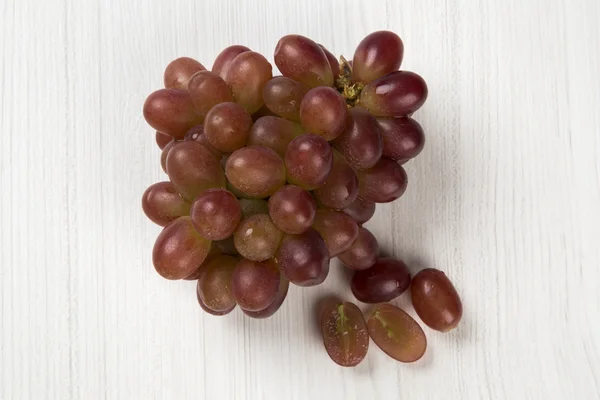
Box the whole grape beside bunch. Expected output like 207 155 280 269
142 31 463 366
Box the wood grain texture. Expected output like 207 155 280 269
1 0 600 398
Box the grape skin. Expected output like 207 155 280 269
142 181 191 227
274 35 334 88
196 255 238 315
212 45 251 80
285 134 333 190
225 51 273 114
262 77 310 122
164 57 206 89
247 116 304 156
183 125 222 159
351 258 411 303
300 87 348 141
377 117 425 163
268 185 316 234
357 158 408 203
187 71 234 119
143 89 202 139
333 108 383 170
190 188 241 241
232 258 281 312
360 71 428 117
312 209 359 257
226 146 287 199
243 274 289 319
155 131 172 150
233 214 283 262
313 151 359 210
338 227 379 270
352 31 404 84
319 45 340 81
276 229 330 287
343 197 376 225
204 102 253 152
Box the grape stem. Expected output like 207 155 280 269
335 56 364 107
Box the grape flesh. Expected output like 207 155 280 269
231 258 280 311
156 131 172 150
212 45 251 80
320 302 369 367
225 51 273 113
333 108 383 170
357 158 408 203
343 197 376 225
300 87 348 141
268 185 316 234
204 102 253 152
243 274 289 319
367 304 427 363
377 117 425 163
262 76 310 122
352 31 403 84
247 116 304 156
233 214 283 261
142 181 191 227
351 258 411 303
152 217 212 280
312 209 359 257
274 35 334 88
285 134 333 190
190 188 241 240
313 151 359 210
143 89 202 139
164 57 206 89
187 71 234 119
225 146 286 198
196 255 237 315
411 268 463 332
338 227 379 270
276 229 330 286
360 71 428 117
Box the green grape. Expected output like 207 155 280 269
142 181 191 227
262 76 310 122
225 51 273 113
225 146 286 199
204 102 252 152
233 214 283 261
163 57 206 89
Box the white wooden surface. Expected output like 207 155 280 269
2 0 600 398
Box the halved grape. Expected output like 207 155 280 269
338 227 379 270
187 71 234 119
343 197 376 225
300 87 348 141
360 71 428 117
321 302 369 367
156 131 172 150
263 76 310 122
160 139 178 173
152 217 212 280
285 134 333 190
231 258 280 311
212 45 251 80
166 141 226 202
276 229 330 286
233 214 283 261
247 116 304 156
411 268 463 332
142 181 191 226
313 151 359 210
226 146 286 198
190 188 241 240
312 209 359 257
333 108 383 170
367 304 427 363
204 102 252 152
196 255 238 315
268 185 316 234
351 258 411 303
225 51 273 113
352 31 403 84
357 158 407 203
274 35 334 88
163 57 206 89
143 89 202 139
377 117 425 163
319 45 340 81
243 274 289 319
183 125 222 159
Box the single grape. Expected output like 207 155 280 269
212 45 251 80
262 76 310 122
214 236 239 256
160 139 178 173
233 214 283 261
225 51 273 113
313 151 359 210
225 146 286 198
343 197 376 225
300 87 348 141
360 71 428 117
377 117 425 163
142 181 191 226
163 57 206 89
338 227 379 270
274 34 334 88
152 217 212 280
333 108 382 170
156 131 172 150
185 245 222 280
243 274 289 319
321 302 369 367
276 229 330 286
357 158 408 203
166 141 226 202
352 31 404 84
351 258 411 303
319 45 340 81
268 185 316 234
285 134 333 190
247 116 303 156
411 268 463 332
187 71 234 119
367 304 427 363
183 125 222 159
231 258 280 311
143 89 202 139
196 255 238 315
312 209 359 257
190 188 241 241
204 102 252 152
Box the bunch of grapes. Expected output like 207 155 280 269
142 31 462 366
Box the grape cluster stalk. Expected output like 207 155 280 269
142 31 462 366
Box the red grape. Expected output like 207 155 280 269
184 245 222 280
357 158 407 203
187 71 234 119
225 146 286 198
274 35 334 88
276 229 330 287
232 258 280 311
143 89 202 139
312 209 359 257
300 87 348 141
247 116 304 156
155 131 172 150
233 214 283 261
212 45 251 80
411 268 463 332
204 102 253 152
338 227 379 270
351 258 411 303
160 139 177 173
183 125 222 159
142 181 191 226
313 151 359 210
343 197 376 225
352 31 403 84
190 188 241 240
377 117 425 163
225 51 273 113
263 76 310 122
319 45 340 81
360 71 428 117
243 274 289 319
333 108 383 170
285 134 333 190
321 302 369 367
196 255 237 315
268 185 316 234
163 57 206 89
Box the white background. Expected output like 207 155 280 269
1 0 599 399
